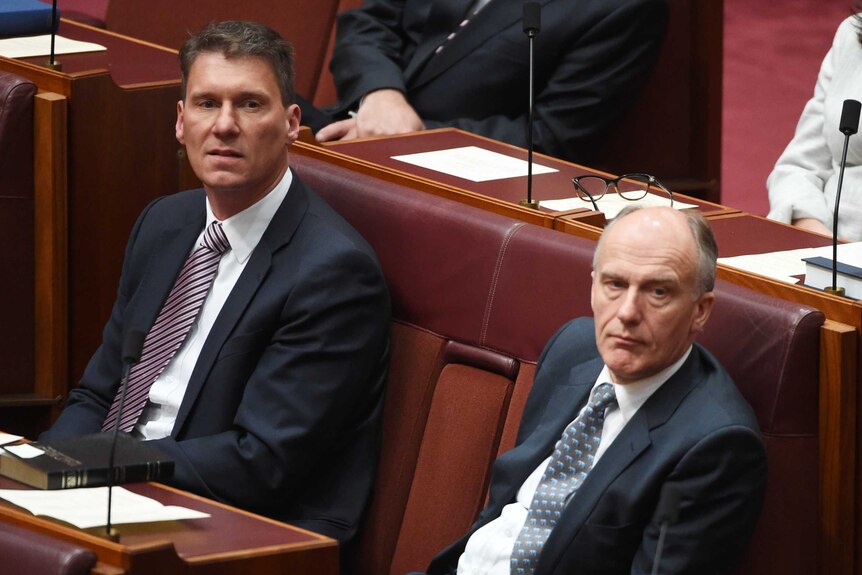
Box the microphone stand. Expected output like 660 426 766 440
650 486 681 575
105 331 145 541
825 98 861 297
519 2 541 210
46 0 62 71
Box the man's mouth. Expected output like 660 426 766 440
209 148 242 158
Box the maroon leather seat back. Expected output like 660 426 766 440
699 280 822 575
0 522 96 575
291 151 823 575
293 153 534 574
0 72 36 397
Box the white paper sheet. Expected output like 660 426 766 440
0 35 106 58
2 443 43 459
806 241 862 265
718 247 818 283
0 486 210 529
540 192 696 217
0 433 23 446
391 145 558 182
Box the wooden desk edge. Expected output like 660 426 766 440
293 139 555 227
819 319 857 575
0 481 336 573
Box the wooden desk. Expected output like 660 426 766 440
319 129 736 229
0 20 198 400
0 477 338 575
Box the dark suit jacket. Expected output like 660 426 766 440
329 0 668 162
425 317 766 575
43 172 391 544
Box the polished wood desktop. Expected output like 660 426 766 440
319 128 737 229
0 476 338 575
0 20 197 399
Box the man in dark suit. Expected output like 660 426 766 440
41 21 390 545
314 0 668 163
421 206 766 574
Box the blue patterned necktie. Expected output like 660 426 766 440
102 221 231 432
510 382 618 575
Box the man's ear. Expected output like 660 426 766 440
176 100 186 145
691 291 715 335
285 103 301 146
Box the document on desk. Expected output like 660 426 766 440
392 146 558 182
718 247 818 283
0 433 23 446
0 35 106 58
0 485 209 529
540 193 697 218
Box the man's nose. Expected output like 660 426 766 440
213 105 239 134
616 289 642 324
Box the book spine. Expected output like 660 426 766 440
53 461 171 489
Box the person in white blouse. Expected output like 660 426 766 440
767 14 862 240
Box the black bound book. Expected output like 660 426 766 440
0 433 174 490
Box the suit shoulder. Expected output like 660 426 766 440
296 179 383 264
540 317 599 368
138 188 205 225
685 345 761 432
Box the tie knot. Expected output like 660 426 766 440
202 222 230 254
590 382 617 412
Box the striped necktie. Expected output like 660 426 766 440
102 221 231 432
510 383 618 575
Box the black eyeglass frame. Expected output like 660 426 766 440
570 173 674 211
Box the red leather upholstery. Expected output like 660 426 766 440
701 281 822 575
0 522 96 575
0 71 36 397
291 152 823 575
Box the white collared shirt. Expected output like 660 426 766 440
455 347 693 575
134 168 293 440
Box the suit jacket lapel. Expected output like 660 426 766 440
409 0 552 88
486 358 600 524
173 176 311 433
535 351 704 575
125 202 205 342
403 0 469 82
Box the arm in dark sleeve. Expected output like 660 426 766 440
41 199 162 439
632 426 768 574
426 0 668 162
330 0 413 110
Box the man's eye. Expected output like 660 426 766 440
244 100 261 109
199 100 216 109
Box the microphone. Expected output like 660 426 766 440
105 330 145 541
825 98 861 297
519 2 541 210
650 485 681 575
46 0 61 71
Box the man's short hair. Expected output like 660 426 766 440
179 20 296 106
593 206 718 296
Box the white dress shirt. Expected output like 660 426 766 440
134 168 293 440
455 347 692 575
